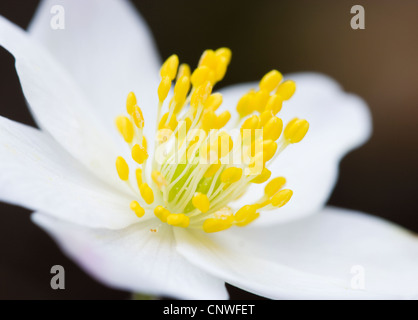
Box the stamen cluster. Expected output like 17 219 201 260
115 48 309 233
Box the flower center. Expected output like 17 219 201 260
115 48 309 233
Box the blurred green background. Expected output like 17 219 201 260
0 0 417 299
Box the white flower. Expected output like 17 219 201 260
0 0 417 300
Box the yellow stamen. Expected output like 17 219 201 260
158 112 178 131
271 189 293 207
199 50 217 69
152 170 167 189
221 167 242 184
259 70 283 92
241 115 260 133
130 200 145 218
259 110 273 127
264 177 286 197
262 140 278 162
204 161 222 178
251 167 271 184
160 54 179 80
192 192 210 213
215 47 232 65
158 76 171 103
201 110 217 132
214 55 229 81
132 144 148 164
284 118 309 143
190 81 212 107
132 105 144 128
217 111 231 129
126 92 137 115
204 93 223 111
167 213 190 228
253 90 270 113
276 80 296 100
203 214 234 233
135 168 143 189
177 63 191 79
265 94 283 115
140 183 154 204
191 66 212 87
154 205 170 222
115 116 134 143
173 75 190 104
116 156 129 181
234 205 260 227
236 92 254 118
263 116 283 141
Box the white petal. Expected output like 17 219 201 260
0 115 138 229
32 212 228 299
175 207 418 299
0 16 123 187
29 0 161 141
220 73 372 224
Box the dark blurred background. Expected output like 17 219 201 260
0 0 417 299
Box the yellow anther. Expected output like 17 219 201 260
221 167 243 184
154 205 170 222
130 200 145 218
140 183 154 205
262 140 278 162
142 136 148 150
212 132 233 158
259 70 283 92
132 144 148 164
191 66 212 87
215 47 232 65
135 168 142 189
132 105 144 128
236 92 254 118
204 93 223 111
170 96 186 115
158 76 171 103
158 112 178 131
251 167 271 184
191 81 212 107
241 115 260 132
192 192 210 213
271 189 293 207
247 153 264 176
201 110 217 132
276 80 296 100
265 94 283 115
202 215 234 233
167 213 190 228
199 49 217 69
204 161 222 178
214 55 228 82
263 116 283 141
217 111 231 129
234 205 260 227
160 54 179 80
115 156 129 181
284 118 309 143
253 90 270 113
264 177 286 197
173 75 190 104
259 110 273 127
115 116 134 143
152 170 167 189
177 63 191 79
126 92 137 114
